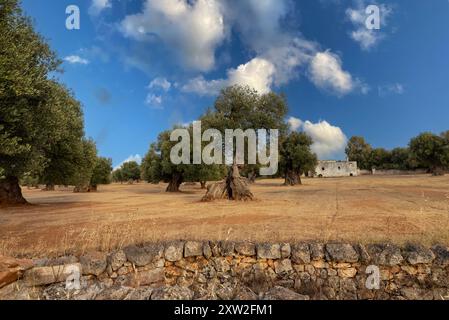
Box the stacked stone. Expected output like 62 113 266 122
0 241 448 300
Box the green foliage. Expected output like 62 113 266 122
37 82 85 186
409 132 449 173
141 129 225 187
141 86 288 190
279 132 318 176
141 143 163 183
112 169 124 183
202 85 288 134
389 147 417 170
71 138 98 188
0 0 62 179
345 136 373 170
120 161 141 182
369 148 391 170
90 157 112 187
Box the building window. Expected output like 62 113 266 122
338 167 341 170
322 167 325 171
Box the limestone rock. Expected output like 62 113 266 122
213 257 231 273
355 244 371 263
291 243 311 264
80 251 107 276
95 285 131 300
124 244 164 267
400 287 434 300
184 241 203 257
203 242 212 259
432 245 449 267
338 267 357 278
310 243 325 261
235 242 256 256
220 241 235 256
325 244 359 263
124 287 153 300
234 286 258 300
0 256 34 288
164 241 184 262
107 250 127 271
151 285 194 300
404 244 435 265
24 263 82 287
125 268 165 287
263 286 309 300
37 256 78 267
274 259 293 275
257 243 281 260
367 244 403 266
280 243 291 259
216 282 237 300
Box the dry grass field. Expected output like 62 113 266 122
0 175 448 258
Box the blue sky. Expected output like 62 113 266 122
21 0 449 167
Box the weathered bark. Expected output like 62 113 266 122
247 171 257 184
284 169 302 186
0 176 27 206
432 167 445 176
200 181 207 189
43 184 55 191
166 173 183 192
73 185 94 193
202 164 254 201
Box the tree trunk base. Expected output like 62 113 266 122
73 185 96 193
43 184 55 191
166 174 183 192
202 165 254 201
284 170 302 186
247 172 257 184
432 168 445 176
0 177 28 206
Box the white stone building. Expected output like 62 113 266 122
313 160 358 178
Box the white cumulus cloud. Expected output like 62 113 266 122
346 1 393 50
89 0 111 16
148 77 172 92
287 116 303 132
145 94 163 108
289 117 347 160
64 55 89 65
182 39 318 96
182 57 276 95
308 51 367 96
120 0 226 72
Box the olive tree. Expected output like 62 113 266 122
279 132 317 186
0 0 78 204
141 129 226 192
90 157 113 191
201 85 288 201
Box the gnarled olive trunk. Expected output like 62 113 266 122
200 181 207 189
166 173 183 192
202 164 254 201
432 167 445 176
284 169 302 186
0 176 27 206
44 184 55 191
247 171 257 184
73 185 95 193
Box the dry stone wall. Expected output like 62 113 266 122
1 241 448 300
